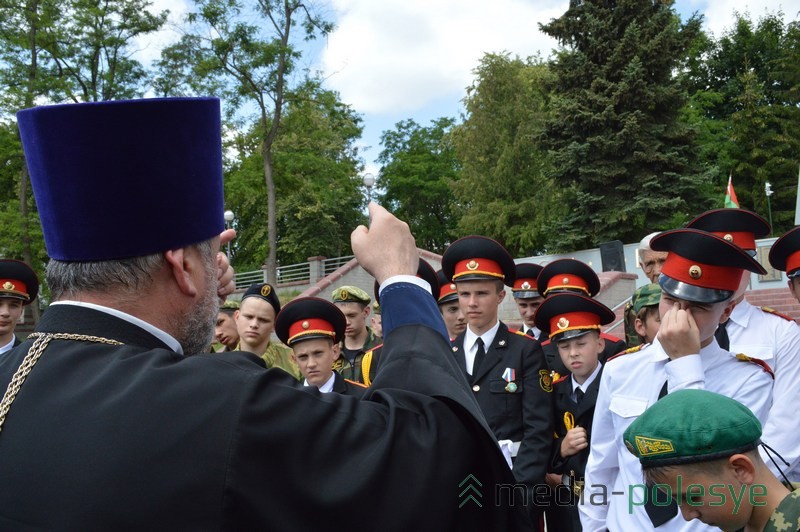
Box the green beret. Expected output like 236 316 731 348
623 389 762 469
331 285 371 305
631 283 662 314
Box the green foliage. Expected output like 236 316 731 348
451 53 559 255
540 0 712 251
376 117 460 253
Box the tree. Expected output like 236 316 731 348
155 0 333 283
451 53 560 255
223 79 364 270
376 117 460 253
540 0 712 250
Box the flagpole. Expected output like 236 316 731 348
795 164 800 226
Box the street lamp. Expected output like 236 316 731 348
765 182 774 236
223 209 235 257
362 173 375 203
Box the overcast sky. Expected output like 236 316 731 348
138 0 799 173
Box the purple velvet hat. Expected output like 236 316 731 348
17 98 225 261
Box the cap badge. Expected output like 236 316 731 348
466 260 479 271
449 283 456 290
301 320 310 330
260 285 272 297
339 289 348 300
689 265 702 279
2 281 13 291
562 276 570 284
634 435 675 456
521 281 531 290
557 317 570 330
723 233 734 242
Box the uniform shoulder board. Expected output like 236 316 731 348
600 332 623 342
540 338 551 347
344 378 368 388
512 329 536 341
734 354 775 379
760 306 796 322
552 373 569 385
607 343 648 363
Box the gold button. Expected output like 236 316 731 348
472 385 480 392
689 265 702 279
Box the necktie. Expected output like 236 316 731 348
525 328 536 338
575 388 584 404
715 320 730 350
645 380 678 525
473 337 486 379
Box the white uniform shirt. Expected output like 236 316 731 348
579 336 774 532
726 298 800 481
463 321 500 375
0 336 16 356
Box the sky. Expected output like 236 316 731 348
137 0 800 175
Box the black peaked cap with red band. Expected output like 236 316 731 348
685 208 770 255
373 258 438 304
0 259 39 304
275 297 346 347
512 263 544 299
769 226 800 278
651 228 766 304
533 292 615 342
536 258 600 298
436 269 458 305
441 236 516 286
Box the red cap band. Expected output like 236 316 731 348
0 279 29 298
287 318 336 345
661 253 743 292
549 311 601 336
513 278 538 291
438 282 457 301
786 250 800 275
453 258 505 281
545 274 589 295
709 231 756 251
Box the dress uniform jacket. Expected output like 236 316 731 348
452 323 554 490
580 337 774 532
541 333 625 377
547 368 603 532
331 371 367 397
726 298 800 481
0 283 530 531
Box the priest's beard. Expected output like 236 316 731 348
177 248 220 354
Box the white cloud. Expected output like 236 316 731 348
699 0 800 38
321 0 567 114
131 0 192 66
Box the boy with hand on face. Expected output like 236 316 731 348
534 292 616 532
624 389 799 532
275 297 366 397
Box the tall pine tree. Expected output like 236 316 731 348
540 0 712 250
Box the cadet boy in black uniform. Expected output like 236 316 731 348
436 269 467 342
511 263 544 340
534 292 615 532
536 258 626 376
443 236 554 530
276 297 366 397
0 260 39 356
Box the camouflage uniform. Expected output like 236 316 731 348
261 342 302 380
333 327 380 384
764 488 800 532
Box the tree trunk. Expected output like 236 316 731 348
263 144 277 284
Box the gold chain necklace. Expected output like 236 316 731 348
0 332 123 433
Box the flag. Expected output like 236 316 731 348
725 174 740 208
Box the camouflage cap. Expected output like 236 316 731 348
631 283 662 314
220 300 240 310
331 285 371 305
372 301 381 315
623 389 762 469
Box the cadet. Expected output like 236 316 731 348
370 301 382 338
443 235 554 530
580 228 775 532
236 282 301 379
624 389 799 532
688 208 800 482
0 260 39 355
533 292 615 532
511 263 544 339
330 285 380 383
361 259 438 386
628 283 662 345
771 225 800 305
436 269 466 342
536 258 626 375
213 299 240 352
1 97 528 529
275 297 366 397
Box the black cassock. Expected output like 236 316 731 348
0 283 529 531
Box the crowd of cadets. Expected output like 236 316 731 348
5 204 800 529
